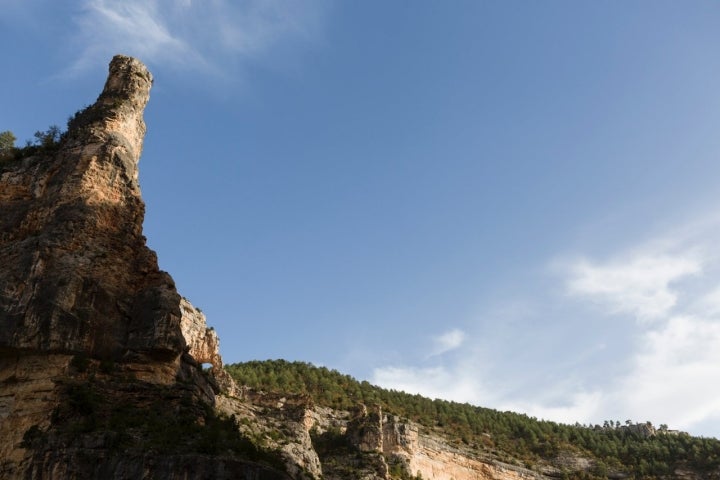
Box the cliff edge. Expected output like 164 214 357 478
0 56 181 358
0 55 283 479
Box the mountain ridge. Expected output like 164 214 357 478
225 359 720 479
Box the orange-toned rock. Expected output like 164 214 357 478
0 56 287 480
0 55 184 360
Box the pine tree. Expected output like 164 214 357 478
0 130 15 154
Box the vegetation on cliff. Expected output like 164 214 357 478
0 130 15 157
0 126 64 166
0 102 104 166
227 359 720 478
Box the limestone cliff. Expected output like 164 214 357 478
0 56 182 359
0 55 286 479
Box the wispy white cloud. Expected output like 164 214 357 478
372 363 489 405
60 0 327 78
370 213 720 436
505 391 605 425
549 226 720 431
67 1 193 76
430 328 466 357
565 253 701 321
613 315 720 429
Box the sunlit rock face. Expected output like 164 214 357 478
180 298 222 369
0 55 185 360
0 56 283 479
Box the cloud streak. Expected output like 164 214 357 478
565 253 701 321
617 315 720 428
373 363 490 405
61 0 326 78
371 213 720 437
68 1 192 75
430 328 466 356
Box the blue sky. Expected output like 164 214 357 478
3 1 720 437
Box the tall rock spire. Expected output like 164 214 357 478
0 56 276 479
0 55 183 359
65 54 153 186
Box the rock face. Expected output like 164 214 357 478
222 390 556 480
333 403 548 480
0 55 281 479
0 55 184 359
180 298 222 369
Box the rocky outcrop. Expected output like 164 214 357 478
342 405 550 480
3 54 541 480
217 388 558 480
621 422 656 438
216 394 323 480
0 55 286 479
0 354 71 473
348 404 386 453
180 299 221 369
0 55 184 360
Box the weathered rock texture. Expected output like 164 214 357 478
180 299 221 369
219 390 557 480
0 55 183 359
0 55 282 479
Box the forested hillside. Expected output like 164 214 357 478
226 360 720 478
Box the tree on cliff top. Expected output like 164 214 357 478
0 130 15 162
32 125 61 149
0 130 15 152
